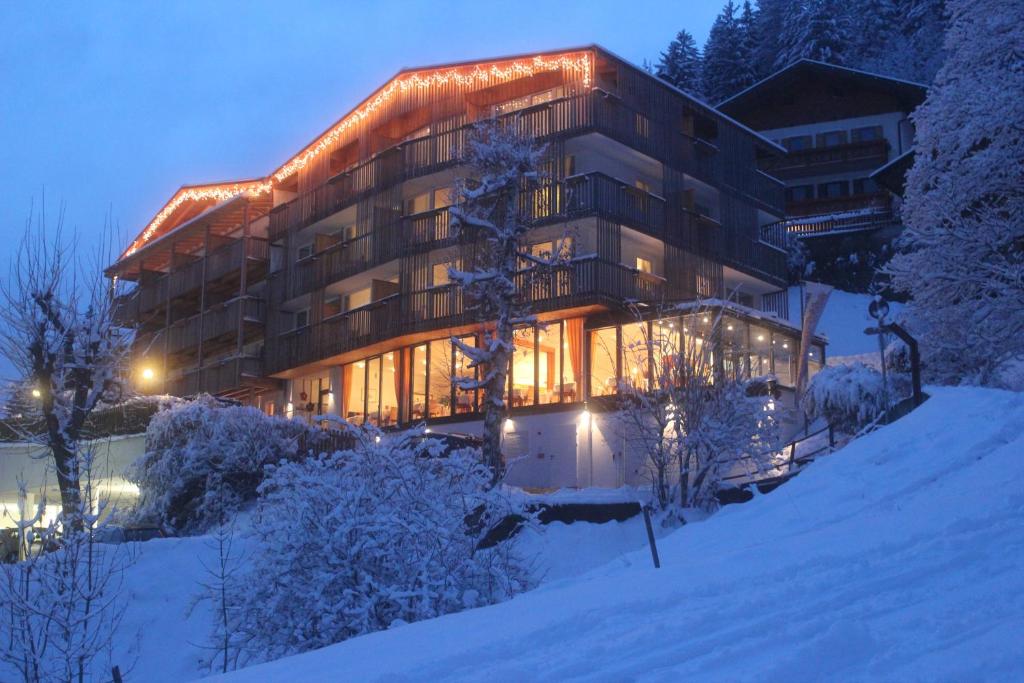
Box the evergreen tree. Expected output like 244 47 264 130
703 1 757 102
751 0 788 78
656 29 704 97
887 0 1024 386
776 0 851 68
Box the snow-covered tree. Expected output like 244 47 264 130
703 1 758 103
776 0 851 68
0 450 130 682
234 427 531 665
887 0 1024 387
127 395 324 534
656 29 704 97
0 215 131 531
751 0 789 78
802 362 889 433
448 119 568 479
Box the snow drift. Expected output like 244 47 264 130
213 386 1024 681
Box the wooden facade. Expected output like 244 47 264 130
108 46 796 403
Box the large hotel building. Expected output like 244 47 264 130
107 46 825 489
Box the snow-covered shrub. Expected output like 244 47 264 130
126 395 319 534
234 428 532 665
802 362 887 433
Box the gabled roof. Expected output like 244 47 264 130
717 59 928 117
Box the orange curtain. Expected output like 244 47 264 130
565 318 583 393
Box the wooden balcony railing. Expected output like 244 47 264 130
265 91 791 246
136 238 268 314
167 356 263 397
761 203 899 243
266 257 672 374
763 139 889 179
164 297 263 355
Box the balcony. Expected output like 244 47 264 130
266 257 670 374
761 203 900 243
136 237 269 314
164 296 263 356
763 139 890 180
166 356 264 397
265 91 784 245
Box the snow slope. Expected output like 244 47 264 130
214 386 1024 682
817 289 903 359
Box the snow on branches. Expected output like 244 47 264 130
232 428 531 665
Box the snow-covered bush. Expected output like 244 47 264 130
234 428 531 665
126 395 320 534
802 362 888 433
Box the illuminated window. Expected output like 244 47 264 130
748 324 771 377
453 336 477 414
432 187 451 210
410 344 428 420
510 327 536 407
536 323 564 405
773 333 796 386
432 262 451 287
635 256 653 274
589 327 618 397
621 322 649 391
343 360 367 424
428 338 453 418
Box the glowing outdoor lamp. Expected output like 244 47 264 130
31 388 42 399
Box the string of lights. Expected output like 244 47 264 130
121 51 593 261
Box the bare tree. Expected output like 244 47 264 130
448 119 569 479
0 208 132 529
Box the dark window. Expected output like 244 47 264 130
785 185 814 202
817 181 850 199
818 130 847 147
851 126 883 143
852 177 879 195
783 135 813 151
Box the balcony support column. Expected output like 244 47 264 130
197 224 210 369
237 204 250 358
162 247 174 395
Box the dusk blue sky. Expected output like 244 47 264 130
0 1 727 265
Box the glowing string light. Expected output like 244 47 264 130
123 51 593 260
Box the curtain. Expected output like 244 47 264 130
565 318 583 397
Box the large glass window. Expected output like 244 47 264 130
621 322 649 391
428 338 452 418
589 327 618 397
410 344 427 420
381 352 399 427
510 327 536 407
749 324 772 377
721 316 747 380
343 361 366 424
453 335 477 415
773 333 796 386
537 323 563 405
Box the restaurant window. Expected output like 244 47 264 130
510 327 536 407
850 125 882 143
537 323 563 405
748 324 772 377
773 333 796 386
589 327 618 397
621 322 650 391
343 360 367 424
410 344 428 421
563 319 584 403
651 318 680 390
807 343 825 378
428 338 453 418
453 335 477 415
721 317 747 380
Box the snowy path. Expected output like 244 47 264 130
214 386 1024 681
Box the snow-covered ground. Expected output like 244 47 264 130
210 386 1024 681
816 289 903 359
